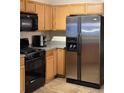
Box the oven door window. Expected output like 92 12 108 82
21 18 33 31
25 58 45 83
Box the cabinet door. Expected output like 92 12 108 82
52 6 56 30
68 4 86 15
86 3 104 15
53 5 70 30
46 56 54 82
20 0 26 12
53 49 57 76
36 4 45 31
20 65 25 93
26 0 36 13
46 51 54 82
20 58 25 93
57 49 65 76
44 4 53 31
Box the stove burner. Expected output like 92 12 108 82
20 47 39 54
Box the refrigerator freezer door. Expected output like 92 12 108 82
66 16 79 38
66 51 78 79
81 15 101 84
66 16 79 79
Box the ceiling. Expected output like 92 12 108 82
32 0 104 5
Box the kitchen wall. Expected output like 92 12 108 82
48 31 66 40
46 31 66 47
20 31 66 44
20 31 45 44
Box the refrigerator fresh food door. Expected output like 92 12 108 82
81 15 101 84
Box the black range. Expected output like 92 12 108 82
20 38 45 93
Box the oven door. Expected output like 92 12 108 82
25 57 45 93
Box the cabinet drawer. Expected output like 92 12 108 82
46 50 54 57
57 48 64 53
46 56 54 61
20 57 25 66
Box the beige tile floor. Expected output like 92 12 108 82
33 78 104 93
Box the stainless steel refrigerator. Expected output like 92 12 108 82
65 15 104 89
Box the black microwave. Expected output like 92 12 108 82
20 12 38 31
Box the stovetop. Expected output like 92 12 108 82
20 47 36 54
20 47 44 54
21 47 45 61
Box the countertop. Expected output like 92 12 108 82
32 45 65 51
20 54 25 58
20 44 65 57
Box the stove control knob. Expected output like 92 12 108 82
70 44 73 48
73 45 76 49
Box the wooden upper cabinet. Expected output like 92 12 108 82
53 5 70 31
26 0 36 13
52 6 56 30
36 4 45 31
20 0 26 12
53 4 86 31
44 4 53 31
20 1 104 31
86 3 104 15
68 4 86 15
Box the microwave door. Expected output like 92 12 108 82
21 19 33 31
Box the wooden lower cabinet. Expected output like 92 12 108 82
53 49 57 76
20 57 25 93
46 50 54 82
45 48 65 82
57 49 65 76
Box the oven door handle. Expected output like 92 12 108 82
26 57 42 62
